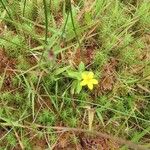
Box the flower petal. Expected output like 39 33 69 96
80 80 87 86
88 72 94 79
88 83 93 90
91 79 98 84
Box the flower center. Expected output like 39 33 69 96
85 76 92 82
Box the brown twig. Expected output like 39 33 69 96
0 122 148 150
14 130 24 150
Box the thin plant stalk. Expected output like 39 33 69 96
38 0 49 63
23 0 26 17
60 11 69 41
0 0 12 20
67 0 82 50
43 0 48 44
69 1 82 49
49 0 51 14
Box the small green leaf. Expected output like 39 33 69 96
96 111 105 126
71 80 77 95
54 66 70 76
78 61 85 72
67 70 81 80
131 126 150 142
76 81 82 94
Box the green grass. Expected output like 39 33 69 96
0 0 150 149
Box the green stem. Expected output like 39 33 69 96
60 10 69 41
68 0 82 50
23 0 26 17
49 0 52 14
0 0 12 20
38 0 49 63
43 0 48 44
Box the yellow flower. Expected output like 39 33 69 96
80 71 98 90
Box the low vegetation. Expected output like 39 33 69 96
0 0 150 149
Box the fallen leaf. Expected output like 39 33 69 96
88 108 95 131
100 58 118 93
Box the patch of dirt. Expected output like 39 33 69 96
54 12 63 27
73 45 97 67
35 26 45 35
0 49 16 91
32 137 47 150
0 49 16 74
2 74 14 91
96 58 118 95
0 128 6 138
54 132 77 150
84 46 96 65
54 133 119 150
0 128 7 147
35 96 54 113
80 134 119 150
26 55 37 66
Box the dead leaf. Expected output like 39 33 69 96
57 132 71 149
101 75 115 91
99 58 118 93
80 134 119 150
137 84 150 94
88 108 95 131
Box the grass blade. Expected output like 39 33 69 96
43 0 48 44
67 0 82 50
0 0 12 20
23 0 26 17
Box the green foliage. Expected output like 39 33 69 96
0 0 150 149
37 109 56 125
120 47 141 65
65 5 81 41
94 51 108 68
0 31 26 58
16 56 30 70
6 133 16 147
68 116 78 127
22 137 32 150
51 0 62 13
135 1 150 28
20 0 38 20
66 62 86 94
9 1 22 20
1 92 13 101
